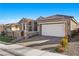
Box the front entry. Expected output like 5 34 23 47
21 31 24 36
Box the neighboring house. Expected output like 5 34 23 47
18 18 38 39
5 23 20 31
4 23 20 37
36 14 78 37
3 18 38 39
11 24 20 31
0 24 5 34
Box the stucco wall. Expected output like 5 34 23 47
11 27 20 31
70 20 77 31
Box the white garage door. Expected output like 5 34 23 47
41 24 65 37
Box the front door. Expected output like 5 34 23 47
21 31 24 36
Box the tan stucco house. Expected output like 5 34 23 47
18 18 38 39
1 14 78 42
37 14 78 37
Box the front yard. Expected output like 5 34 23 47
40 35 79 56
0 32 79 56
0 35 14 43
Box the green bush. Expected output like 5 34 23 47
0 35 14 42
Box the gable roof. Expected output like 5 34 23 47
36 14 78 23
46 14 73 19
18 18 33 24
37 14 74 21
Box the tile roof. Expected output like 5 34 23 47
36 14 74 21
18 18 33 23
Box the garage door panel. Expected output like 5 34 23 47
41 24 65 37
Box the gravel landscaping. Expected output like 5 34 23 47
42 34 79 56
42 42 79 56
62 42 79 56
62 35 79 56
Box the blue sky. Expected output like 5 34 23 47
0 3 79 24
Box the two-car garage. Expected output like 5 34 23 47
37 15 78 43
41 23 66 37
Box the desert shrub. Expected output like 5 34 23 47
55 37 68 53
60 37 68 48
55 45 65 53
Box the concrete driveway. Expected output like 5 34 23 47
17 36 62 50
0 43 66 56
20 36 62 44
